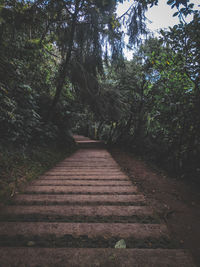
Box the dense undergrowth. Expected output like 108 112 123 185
0 142 76 203
0 0 199 189
76 19 200 182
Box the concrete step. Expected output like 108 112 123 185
0 248 196 267
39 176 129 180
56 160 116 163
0 205 155 222
45 170 124 174
53 162 118 166
76 140 105 149
45 172 125 176
51 166 119 169
23 185 138 194
0 135 195 266
31 180 132 186
70 152 110 156
40 175 128 179
0 222 169 242
63 157 111 160
73 135 91 141
12 194 146 205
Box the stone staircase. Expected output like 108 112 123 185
0 136 196 266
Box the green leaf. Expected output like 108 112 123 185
115 239 126 248
173 12 179 17
188 3 194 8
167 0 174 5
180 8 186 12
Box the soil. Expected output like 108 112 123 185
110 147 200 267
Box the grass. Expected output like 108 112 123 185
0 143 76 204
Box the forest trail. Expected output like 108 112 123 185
0 136 196 266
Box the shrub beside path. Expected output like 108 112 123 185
0 136 196 266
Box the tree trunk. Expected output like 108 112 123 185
46 0 81 122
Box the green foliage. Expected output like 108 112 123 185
0 0 169 148
0 0 73 146
0 144 76 203
167 0 196 20
161 14 200 92
0 0 199 184
96 31 200 180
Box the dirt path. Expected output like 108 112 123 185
110 147 200 267
0 136 196 266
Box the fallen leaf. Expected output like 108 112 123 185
115 239 126 248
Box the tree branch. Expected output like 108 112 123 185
46 0 82 122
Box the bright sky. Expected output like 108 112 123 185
117 0 200 59
145 0 199 32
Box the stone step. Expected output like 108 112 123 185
54 160 117 163
0 206 155 223
1 135 194 266
44 169 124 173
47 169 122 174
13 194 146 205
56 163 116 166
39 176 129 180
44 172 124 176
76 141 105 149
71 151 109 155
31 180 132 186
54 161 118 164
45 172 125 176
78 144 105 149
62 153 111 156
0 248 196 267
64 156 111 160
40 175 128 179
37 172 125 179
51 165 119 170
76 145 106 149
73 135 91 141
76 140 103 143
23 185 138 194
56 160 116 163
0 222 169 243
51 165 119 168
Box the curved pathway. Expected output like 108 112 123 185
0 136 196 266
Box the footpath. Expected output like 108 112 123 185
0 136 196 266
